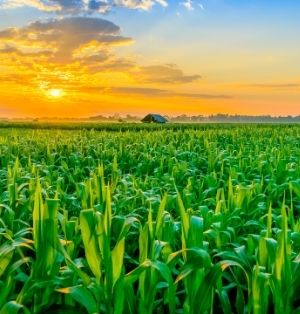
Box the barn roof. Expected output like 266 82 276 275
141 114 168 123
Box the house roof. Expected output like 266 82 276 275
141 114 167 123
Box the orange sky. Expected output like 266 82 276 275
1 1 300 117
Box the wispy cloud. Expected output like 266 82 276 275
180 0 203 11
0 0 168 13
133 65 201 83
181 0 194 11
110 86 231 99
248 83 300 89
111 86 168 95
114 0 167 10
0 0 61 12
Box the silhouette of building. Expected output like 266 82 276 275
141 114 167 123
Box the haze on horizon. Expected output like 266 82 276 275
0 0 300 118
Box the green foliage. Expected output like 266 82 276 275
0 124 300 313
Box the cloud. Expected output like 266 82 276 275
0 44 52 57
0 17 132 62
0 0 61 12
178 92 231 99
114 0 167 10
88 0 111 12
110 86 231 99
248 83 300 89
0 73 35 85
133 64 201 83
0 28 18 39
112 86 169 95
181 0 194 11
180 1 203 11
0 16 200 100
0 0 168 13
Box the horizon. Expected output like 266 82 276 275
1 1 300 117
0 112 300 122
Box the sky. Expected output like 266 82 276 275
0 0 300 118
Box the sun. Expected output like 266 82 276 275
47 89 64 98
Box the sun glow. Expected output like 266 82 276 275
48 89 64 98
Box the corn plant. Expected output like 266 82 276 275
0 123 299 313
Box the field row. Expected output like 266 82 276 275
0 125 299 313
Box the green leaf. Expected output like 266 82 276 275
56 286 97 314
80 209 101 281
0 245 14 277
0 301 30 314
112 238 125 287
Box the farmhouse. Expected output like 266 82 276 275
141 114 168 123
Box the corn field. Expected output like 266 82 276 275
0 124 299 314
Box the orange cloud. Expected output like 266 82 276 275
0 16 205 117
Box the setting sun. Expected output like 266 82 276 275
48 89 64 98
